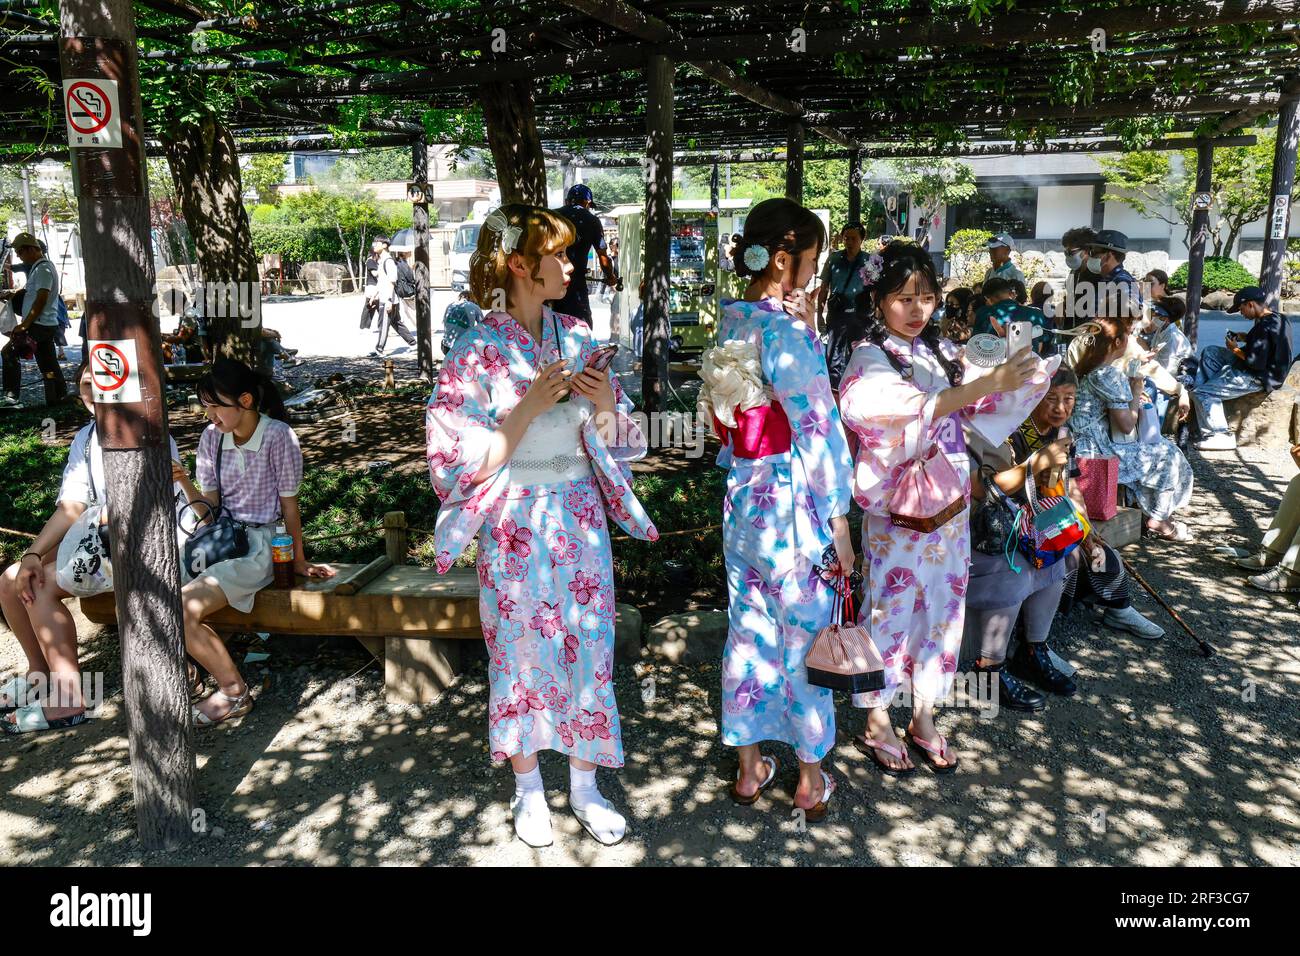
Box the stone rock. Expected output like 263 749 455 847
1237 251 1263 276
1125 252 1150 279
1144 250 1170 275
1202 289 1237 311
646 610 729 665
298 261 348 294
1225 360 1300 450
614 604 643 664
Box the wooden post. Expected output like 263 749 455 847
848 148 863 225
641 53 674 414
1184 140 1215 347
383 511 408 565
1259 96 1299 311
58 0 195 850
785 119 804 203
411 135 433 380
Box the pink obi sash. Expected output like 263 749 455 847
715 401 793 459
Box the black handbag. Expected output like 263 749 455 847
178 439 250 578
971 464 1020 556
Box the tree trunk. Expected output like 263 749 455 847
642 54 675 415
163 116 263 368
480 79 548 205
412 136 434 379
59 0 196 852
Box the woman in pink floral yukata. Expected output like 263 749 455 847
425 204 657 848
839 244 1057 774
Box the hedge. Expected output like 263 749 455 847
1168 256 1258 293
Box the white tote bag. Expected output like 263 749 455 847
54 432 114 597
0 298 16 335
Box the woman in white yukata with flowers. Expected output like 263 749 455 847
425 204 657 848
700 198 856 821
839 244 1057 774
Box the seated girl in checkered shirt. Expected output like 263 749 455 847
172 358 336 728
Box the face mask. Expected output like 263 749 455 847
1065 252 1084 270
1087 256 1103 274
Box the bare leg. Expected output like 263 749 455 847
0 564 50 702
734 742 770 797
859 706 914 770
2 562 82 724
908 700 957 769
793 759 828 810
181 577 246 721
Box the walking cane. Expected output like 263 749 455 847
1122 557 1214 657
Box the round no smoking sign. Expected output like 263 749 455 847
88 340 142 403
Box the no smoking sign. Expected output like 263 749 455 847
88 340 142 403
63 79 122 148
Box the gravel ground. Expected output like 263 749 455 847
3 403 1298 865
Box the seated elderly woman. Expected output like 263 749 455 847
1068 317 1195 541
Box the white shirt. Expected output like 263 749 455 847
59 422 182 506
24 258 60 327
375 253 399 305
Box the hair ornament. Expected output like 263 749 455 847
743 244 771 272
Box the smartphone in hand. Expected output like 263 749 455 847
1007 320 1035 356
586 344 619 372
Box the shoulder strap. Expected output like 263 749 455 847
213 431 223 504
85 426 98 504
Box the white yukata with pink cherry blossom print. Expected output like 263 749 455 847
425 308 658 766
839 333 1058 708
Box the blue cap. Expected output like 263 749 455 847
566 183 594 205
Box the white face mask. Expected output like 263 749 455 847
1065 252 1084 270
1087 256 1104 274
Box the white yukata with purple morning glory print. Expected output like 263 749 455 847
839 333 1057 708
715 298 854 763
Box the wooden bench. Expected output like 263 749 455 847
79 513 482 705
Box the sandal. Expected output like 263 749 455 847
192 684 254 728
2 702 88 735
730 754 779 805
0 675 35 713
797 770 836 823
1145 520 1192 542
187 662 207 701
853 734 916 776
905 729 959 774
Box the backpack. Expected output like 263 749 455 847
394 258 417 299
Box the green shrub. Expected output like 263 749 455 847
946 228 994 288
1168 256 1257 293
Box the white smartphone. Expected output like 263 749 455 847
1007 320 1034 356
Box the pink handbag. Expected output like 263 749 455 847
806 581 885 694
1075 456 1119 521
889 415 967 533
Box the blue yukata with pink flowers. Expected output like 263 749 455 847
715 298 855 763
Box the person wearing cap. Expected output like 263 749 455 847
983 232 1025 286
371 234 416 357
1191 286 1295 451
971 276 1051 354
1086 229 1142 320
1060 225 1100 328
1 232 65 408
550 184 619 325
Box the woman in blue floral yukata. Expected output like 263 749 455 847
425 204 657 849
700 198 856 821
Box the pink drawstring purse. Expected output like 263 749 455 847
888 416 967 533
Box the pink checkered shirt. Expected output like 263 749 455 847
195 415 304 525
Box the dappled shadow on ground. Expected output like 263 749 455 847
2 450 1297 866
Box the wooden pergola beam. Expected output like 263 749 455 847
557 0 858 149
551 135 1259 168
676 0 1300 60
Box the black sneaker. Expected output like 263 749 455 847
974 662 1046 712
1014 643 1078 697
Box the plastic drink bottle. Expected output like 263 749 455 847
271 524 295 589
